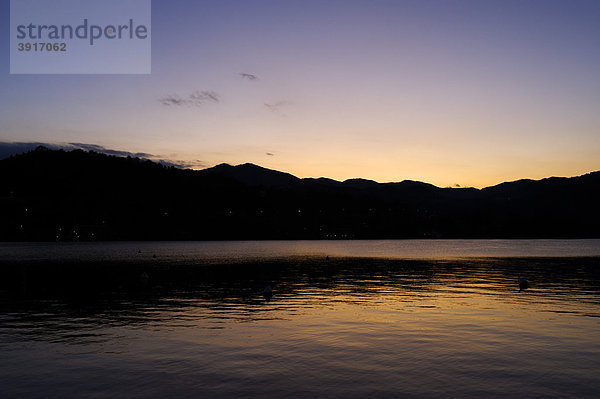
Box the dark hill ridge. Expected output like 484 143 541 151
201 162 441 190
1 147 598 241
201 162 301 187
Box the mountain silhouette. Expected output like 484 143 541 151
200 162 300 187
1 146 598 241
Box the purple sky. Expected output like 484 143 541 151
1 0 599 187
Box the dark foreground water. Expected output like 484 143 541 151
1 240 600 398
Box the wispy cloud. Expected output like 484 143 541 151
159 90 221 107
159 95 187 106
265 100 291 114
68 142 154 158
190 90 220 103
239 72 259 81
162 159 207 169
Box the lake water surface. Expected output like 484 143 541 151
1 240 600 398
2 239 600 262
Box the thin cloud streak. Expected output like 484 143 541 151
159 90 221 107
239 72 259 81
162 159 207 169
264 100 291 113
68 142 154 158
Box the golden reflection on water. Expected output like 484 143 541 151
1 257 600 398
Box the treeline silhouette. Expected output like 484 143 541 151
1 146 598 241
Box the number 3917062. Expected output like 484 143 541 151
18 42 67 52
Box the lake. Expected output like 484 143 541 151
1 240 600 398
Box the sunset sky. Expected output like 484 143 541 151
1 0 599 188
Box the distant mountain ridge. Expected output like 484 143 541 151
201 161 600 191
1 147 599 241
200 162 301 187
200 162 442 189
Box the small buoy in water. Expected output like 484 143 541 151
263 285 273 300
152 254 157 259
140 271 149 286
519 278 529 290
138 249 142 254
326 256 330 261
